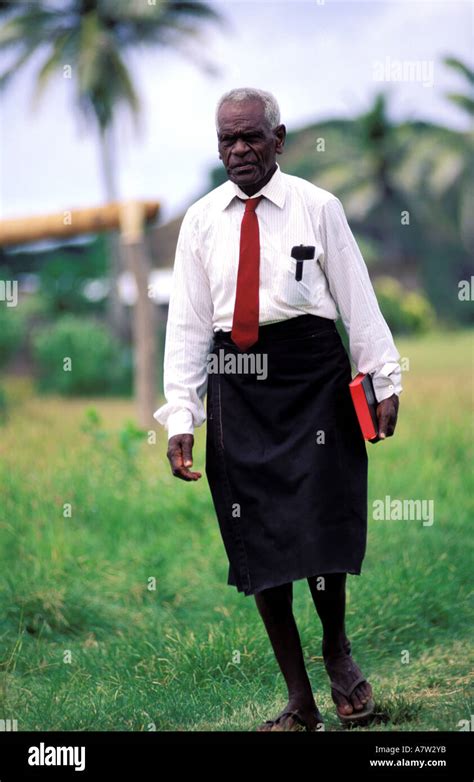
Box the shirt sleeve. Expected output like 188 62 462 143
153 206 214 439
317 196 403 402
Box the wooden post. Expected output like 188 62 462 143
0 202 160 246
0 201 161 426
119 201 157 428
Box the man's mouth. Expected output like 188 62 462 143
231 163 256 171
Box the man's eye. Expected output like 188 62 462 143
220 136 259 145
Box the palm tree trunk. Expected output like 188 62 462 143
98 122 128 340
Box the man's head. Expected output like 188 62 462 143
215 87 286 190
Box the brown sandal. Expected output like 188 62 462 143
324 653 375 725
257 707 324 732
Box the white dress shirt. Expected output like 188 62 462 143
154 162 403 439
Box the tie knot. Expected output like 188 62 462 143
243 195 263 212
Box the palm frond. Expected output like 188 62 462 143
32 31 76 108
0 44 39 89
445 93 474 117
0 0 33 17
0 0 224 129
0 6 65 48
77 9 105 95
78 38 141 129
99 0 224 27
442 56 474 87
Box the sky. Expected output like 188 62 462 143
0 0 472 229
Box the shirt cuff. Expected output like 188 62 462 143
372 363 403 403
163 409 195 440
373 383 398 403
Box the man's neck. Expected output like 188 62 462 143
238 162 277 196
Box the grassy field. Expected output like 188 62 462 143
0 329 472 732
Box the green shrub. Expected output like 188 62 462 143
374 276 436 335
38 234 108 315
32 315 132 395
0 385 7 424
0 302 25 369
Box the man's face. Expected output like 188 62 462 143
217 99 285 186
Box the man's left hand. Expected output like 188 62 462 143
372 393 399 442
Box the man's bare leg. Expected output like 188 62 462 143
308 573 373 717
254 581 323 730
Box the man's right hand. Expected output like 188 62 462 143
166 433 202 481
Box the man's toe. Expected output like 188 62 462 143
334 692 353 714
361 681 373 702
351 681 374 710
355 682 370 704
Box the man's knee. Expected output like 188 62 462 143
255 581 293 607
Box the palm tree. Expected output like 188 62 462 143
443 56 474 120
441 56 474 258
0 0 225 336
266 92 425 266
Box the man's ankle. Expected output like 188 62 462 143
287 689 316 708
322 635 351 657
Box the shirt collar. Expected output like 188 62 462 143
217 161 286 211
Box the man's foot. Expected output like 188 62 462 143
323 638 374 722
256 699 324 732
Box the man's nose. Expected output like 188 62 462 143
232 138 250 155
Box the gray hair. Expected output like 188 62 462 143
215 87 280 131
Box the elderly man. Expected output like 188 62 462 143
154 87 402 732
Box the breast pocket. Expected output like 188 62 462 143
274 253 322 307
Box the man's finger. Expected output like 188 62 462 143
377 396 399 439
172 465 202 481
181 437 194 468
167 436 201 481
170 451 202 481
377 403 392 439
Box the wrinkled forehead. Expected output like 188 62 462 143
217 99 267 134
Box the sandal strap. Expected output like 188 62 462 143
329 673 367 698
260 708 324 731
324 654 369 699
276 710 306 727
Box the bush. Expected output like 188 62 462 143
32 315 132 395
38 234 109 315
0 385 7 424
0 302 26 369
374 276 436 335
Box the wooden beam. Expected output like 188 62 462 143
0 201 160 246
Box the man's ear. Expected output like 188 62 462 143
275 123 286 154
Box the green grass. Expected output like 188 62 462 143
0 328 472 732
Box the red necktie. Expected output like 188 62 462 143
231 195 263 351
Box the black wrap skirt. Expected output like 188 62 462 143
205 313 368 597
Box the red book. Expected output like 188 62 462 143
349 372 379 442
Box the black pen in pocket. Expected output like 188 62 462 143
291 245 316 281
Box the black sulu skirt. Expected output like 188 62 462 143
204 313 368 597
